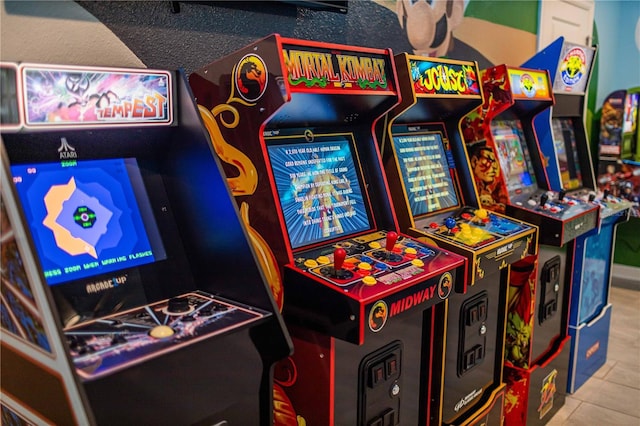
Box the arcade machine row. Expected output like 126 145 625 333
189 34 467 426
523 38 633 393
375 55 538 426
460 64 600 425
0 63 292 425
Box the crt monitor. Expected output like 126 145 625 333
10 157 167 286
551 118 583 190
490 119 537 195
390 126 460 218
266 134 373 249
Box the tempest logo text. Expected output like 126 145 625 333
96 93 167 120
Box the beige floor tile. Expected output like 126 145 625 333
560 401 640 426
568 376 640 417
603 360 640 389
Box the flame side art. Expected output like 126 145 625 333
240 202 284 310
197 99 283 310
198 105 257 196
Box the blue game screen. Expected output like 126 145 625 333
11 158 166 285
268 138 372 249
392 131 459 217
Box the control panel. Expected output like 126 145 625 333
511 189 593 218
458 292 489 376
293 231 445 293
65 291 267 379
421 207 532 249
358 341 402 426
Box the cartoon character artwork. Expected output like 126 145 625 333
468 140 508 213
396 0 465 57
505 256 536 368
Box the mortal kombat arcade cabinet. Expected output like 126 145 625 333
189 34 467 425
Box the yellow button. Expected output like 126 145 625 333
411 259 424 267
149 325 174 339
369 241 381 249
304 259 319 268
405 247 417 255
362 276 377 286
317 256 330 265
358 262 372 271
475 209 488 219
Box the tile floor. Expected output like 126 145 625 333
547 276 640 425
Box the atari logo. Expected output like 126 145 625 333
58 137 77 159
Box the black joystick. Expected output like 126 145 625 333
540 193 549 207
588 193 596 202
603 189 610 199
167 297 190 314
558 190 566 201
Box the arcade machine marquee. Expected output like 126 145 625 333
379 55 538 426
190 34 467 425
0 63 291 425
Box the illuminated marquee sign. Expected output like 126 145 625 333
282 46 391 92
553 43 595 94
508 68 551 100
410 60 480 96
21 64 173 128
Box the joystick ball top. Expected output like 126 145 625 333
334 248 347 270
475 209 488 220
386 231 398 251
444 217 456 230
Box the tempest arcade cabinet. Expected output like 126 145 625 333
461 65 599 425
524 38 633 393
0 63 291 425
189 35 467 425
377 55 538 426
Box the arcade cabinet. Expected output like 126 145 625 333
0 63 291 425
461 64 600 425
622 87 639 161
189 34 467 425
376 55 538 426
524 38 633 393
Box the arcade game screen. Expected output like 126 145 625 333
267 134 373 249
490 120 537 194
10 158 166 285
390 127 459 217
552 118 583 190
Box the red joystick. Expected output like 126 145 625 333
386 231 398 252
334 248 347 271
